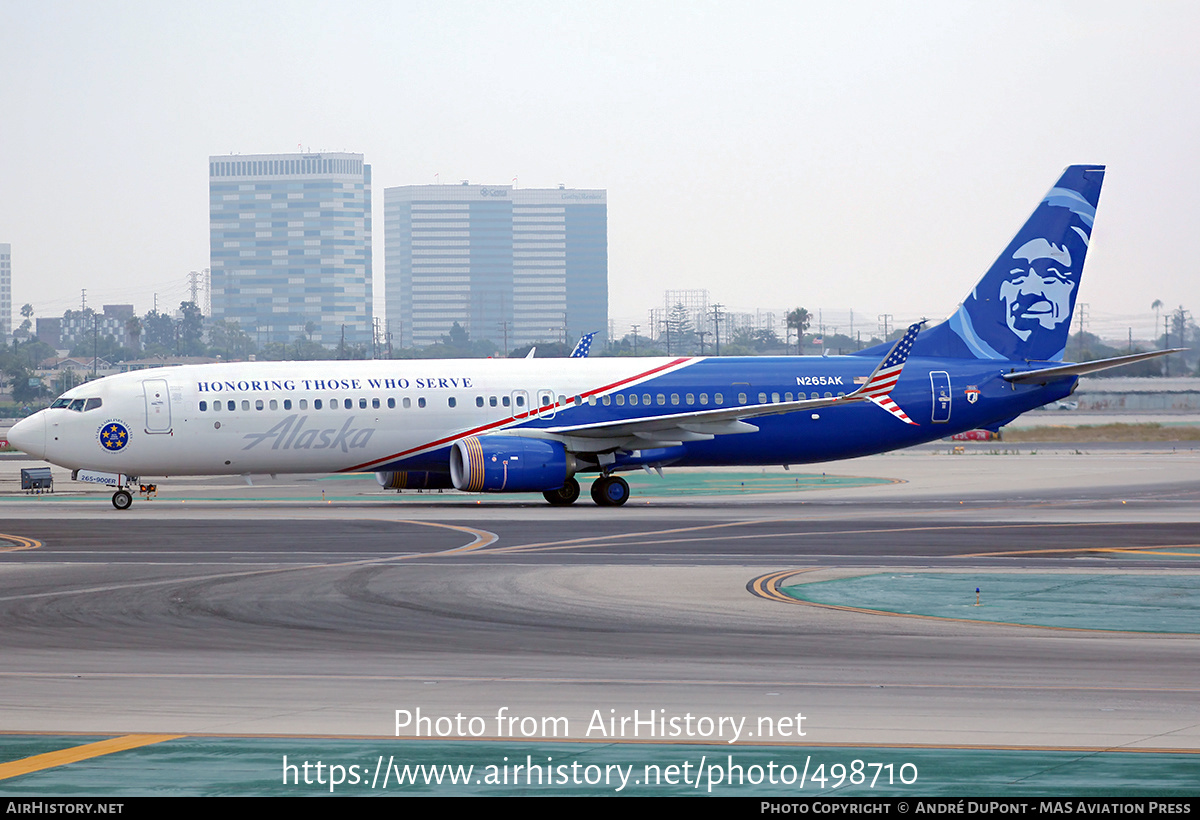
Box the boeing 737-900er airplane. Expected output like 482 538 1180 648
8 165 1180 509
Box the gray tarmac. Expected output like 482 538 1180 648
0 448 1197 752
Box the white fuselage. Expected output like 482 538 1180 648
14 357 706 476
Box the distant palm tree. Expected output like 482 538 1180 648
786 308 810 355
126 315 142 351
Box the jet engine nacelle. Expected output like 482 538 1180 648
375 470 454 490
450 435 573 493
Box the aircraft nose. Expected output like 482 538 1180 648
8 412 46 459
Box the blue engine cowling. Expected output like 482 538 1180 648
375 470 454 490
450 435 572 492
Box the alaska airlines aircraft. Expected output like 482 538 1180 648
8 165 1176 509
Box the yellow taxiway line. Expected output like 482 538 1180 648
0 734 183 781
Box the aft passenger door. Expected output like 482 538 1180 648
930 371 951 423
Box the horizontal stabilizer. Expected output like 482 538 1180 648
1002 348 1185 383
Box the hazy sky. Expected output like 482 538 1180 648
3 1 1197 341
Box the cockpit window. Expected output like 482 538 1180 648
51 398 71 409
84 398 102 411
68 399 85 412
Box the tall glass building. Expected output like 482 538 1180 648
384 184 606 351
209 153 372 348
0 243 10 343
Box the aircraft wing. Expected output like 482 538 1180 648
521 322 924 451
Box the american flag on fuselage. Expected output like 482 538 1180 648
857 322 923 425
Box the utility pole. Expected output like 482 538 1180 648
631 324 640 356
1165 315 1171 376
878 314 892 340
1075 303 1089 359
711 303 723 356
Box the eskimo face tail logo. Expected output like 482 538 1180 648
1001 237 1077 342
947 165 1103 362
98 421 130 451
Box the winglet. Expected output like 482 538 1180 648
570 331 598 358
853 321 923 425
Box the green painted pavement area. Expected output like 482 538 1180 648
0 736 1196 796
783 574 1200 633
0 471 897 503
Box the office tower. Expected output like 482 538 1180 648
384 184 606 351
209 153 371 348
0 244 9 342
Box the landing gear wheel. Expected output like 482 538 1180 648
112 490 133 510
591 475 630 507
543 476 580 506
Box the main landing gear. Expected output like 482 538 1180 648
542 474 631 506
590 475 630 507
542 476 581 506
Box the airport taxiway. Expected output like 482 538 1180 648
0 447 1197 757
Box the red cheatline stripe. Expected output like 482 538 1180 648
339 357 695 473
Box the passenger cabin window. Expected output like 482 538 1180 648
199 401 208 411
284 399 292 410
227 400 235 411
476 397 484 408
418 397 426 408
387 398 395 409
448 397 457 408
314 399 323 409
299 399 308 410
